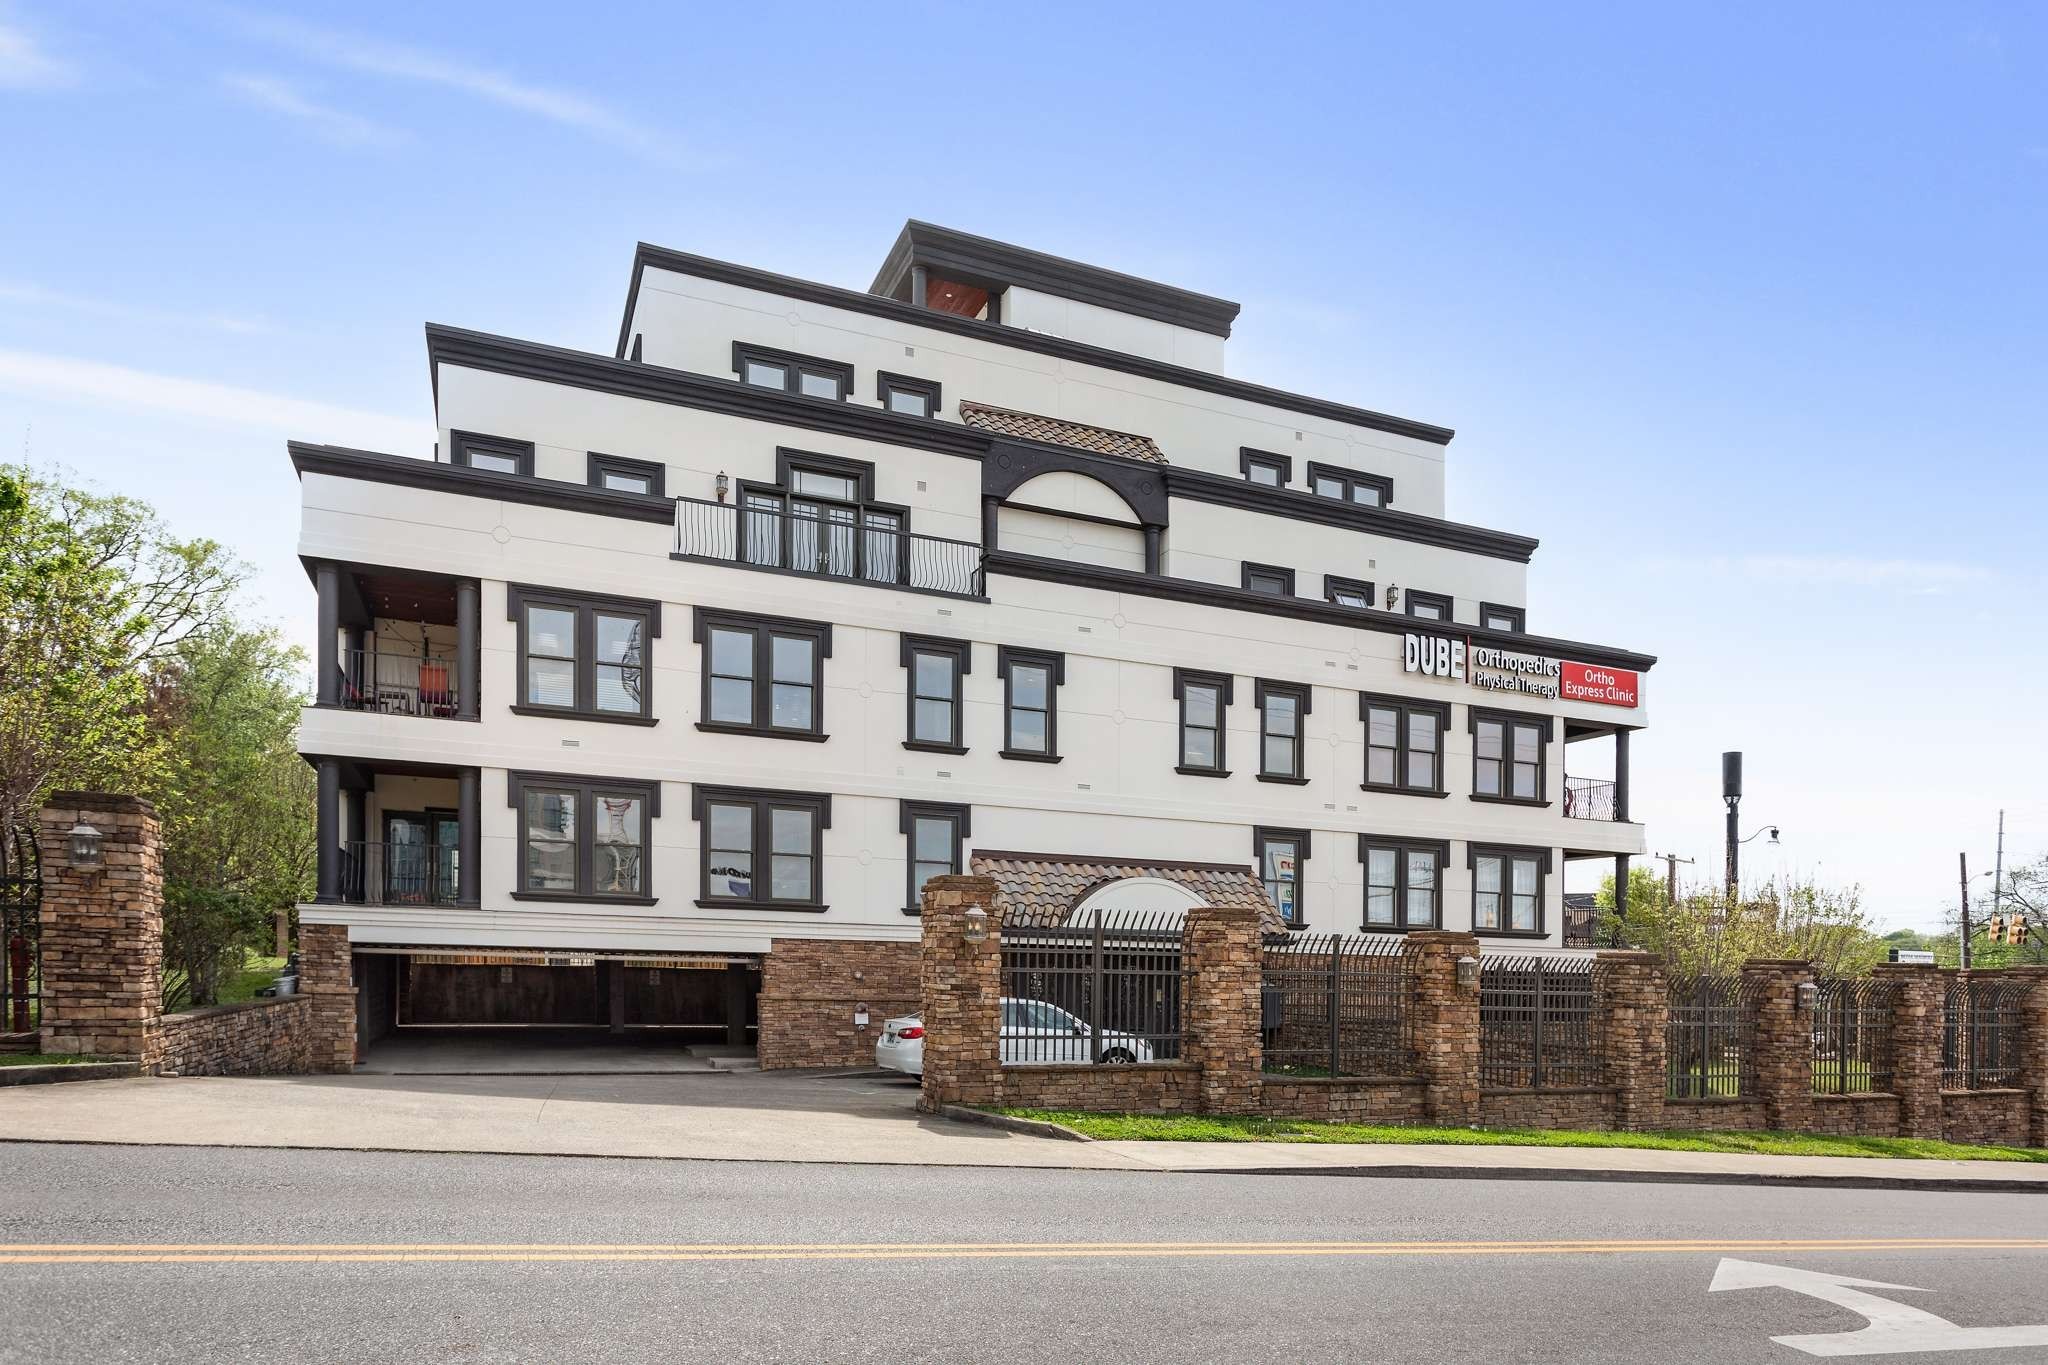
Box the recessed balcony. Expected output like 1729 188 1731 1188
313 564 478 721
672 496 984 598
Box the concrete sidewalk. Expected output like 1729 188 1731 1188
2 1071 2044 1191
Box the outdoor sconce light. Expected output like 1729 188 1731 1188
1796 981 1817 1012
66 821 104 871
963 907 988 943
1456 955 1479 990
715 471 729 502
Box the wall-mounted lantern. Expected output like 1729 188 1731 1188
715 471 730 503
1456 954 1479 991
67 821 104 871
963 907 988 943
1795 980 1817 1012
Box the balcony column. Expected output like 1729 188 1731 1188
455 579 480 721
1614 727 1631 821
314 563 340 707
315 759 341 902
457 767 481 907
910 264 929 310
980 495 1000 550
1614 852 1631 929
1143 525 1163 576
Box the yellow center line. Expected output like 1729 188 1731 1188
3 1238 2044 1265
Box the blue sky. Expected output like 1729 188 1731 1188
2 3 2042 929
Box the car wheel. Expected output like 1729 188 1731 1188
1100 1047 1136 1065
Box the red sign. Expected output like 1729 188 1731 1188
1560 662 1639 708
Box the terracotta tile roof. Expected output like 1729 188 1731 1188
958 401 1167 464
969 850 1288 934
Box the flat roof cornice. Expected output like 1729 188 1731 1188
618 242 1455 446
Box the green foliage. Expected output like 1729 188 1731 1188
1597 878 1885 977
161 884 270 1011
1594 865 1673 922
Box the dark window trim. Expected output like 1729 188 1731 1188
876 370 943 419
691 783 833 912
1358 692 1450 797
1172 667 1233 778
691 606 834 741
506 583 662 724
1469 707 1554 807
1239 447 1293 487
1242 561 1296 596
773 447 881 502
1324 574 1376 609
996 645 1065 762
1305 461 1394 508
900 799 971 914
1254 826 1313 928
1253 678 1312 784
731 341 854 401
1467 842 1553 938
1479 601 1527 633
586 451 666 498
507 770 660 905
450 430 534 477
1404 589 1455 621
1357 834 1450 934
901 634 971 754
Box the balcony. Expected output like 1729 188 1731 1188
672 496 984 598
340 839 459 906
1562 776 1620 822
315 564 478 720
337 649 461 718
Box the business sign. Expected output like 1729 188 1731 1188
1888 948 1936 965
1559 661 1640 709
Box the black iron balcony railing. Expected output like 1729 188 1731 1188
337 649 461 718
673 497 984 598
339 841 459 906
1562 776 1621 822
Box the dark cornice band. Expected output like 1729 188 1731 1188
619 243 1454 446
290 441 677 523
1163 467 1539 563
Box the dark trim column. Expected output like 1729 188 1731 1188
910 264 929 310
315 563 340 707
725 964 752 1047
1143 525 1163 576
607 962 626 1034
315 759 341 902
985 290 1003 326
344 786 366 851
1614 727 1631 822
455 579 480 721
1614 852 1631 922
980 495 1000 550
457 767 481 907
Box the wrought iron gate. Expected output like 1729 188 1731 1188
1 871 40 1033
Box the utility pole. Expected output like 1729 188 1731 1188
1992 810 2005 922
1722 751 1743 897
1958 851 1972 971
1654 852 1696 904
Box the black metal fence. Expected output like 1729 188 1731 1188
1 872 38 1033
674 497 985 598
1562 777 1619 822
339 841 458 906
998 909 1188 1064
337 649 461 717
1942 975 2030 1091
1479 955 1600 1089
1812 976 1897 1095
1260 934 1412 1077
1666 974 1757 1099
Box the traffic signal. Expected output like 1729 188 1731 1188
2010 917 2032 946
1985 915 2004 943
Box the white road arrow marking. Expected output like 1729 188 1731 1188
1710 1257 2048 1357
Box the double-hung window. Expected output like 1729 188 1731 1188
1324 575 1375 609
1242 562 1295 597
1472 709 1551 804
1255 827 1310 926
1472 845 1548 935
1239 448 1291 487
1360 835 1446 932
1480 602 1526 633
902 635 970 753
1360 694 1448 795
587 452 665 496
1255 679 1311 784
510 586 660 724
511 772 657 902
1173 668 1232 776
1307 463 1394 508
450 430 534 476
732 342 853 401
694 786 831 910
1405 589 1453 621
997 646 1064 761
900 800 969 913
877 371 942 418
693 607 831 740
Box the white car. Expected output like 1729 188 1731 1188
875 997 1157 1078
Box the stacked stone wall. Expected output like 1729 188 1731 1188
758 939 919 1069
159 997 314 1076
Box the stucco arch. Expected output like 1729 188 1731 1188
1004 470 1143 525
1070 875 1207 920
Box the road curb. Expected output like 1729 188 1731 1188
1181 1162 2048 1194
939 1106 1093 1142
0 1063 141 1087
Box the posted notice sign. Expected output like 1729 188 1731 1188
1560 662 1639 709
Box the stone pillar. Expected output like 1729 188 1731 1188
456 767 481 907
1407 931 1481 1124
1594 950 1667 1131
1741 958 1815 1134
2011 965 2048 1148
1182 905 1264 1116
1873 962 1944 1139
917 875 1003 1114
314 562 340 706
36 793 164 1065
455 579 480 721
296 922 356 1072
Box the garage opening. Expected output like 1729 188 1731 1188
352 948 760 1073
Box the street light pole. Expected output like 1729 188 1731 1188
1959 851 1972 971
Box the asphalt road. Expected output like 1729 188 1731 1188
4 1143 2047 1364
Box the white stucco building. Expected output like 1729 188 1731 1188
294 221 1653 1061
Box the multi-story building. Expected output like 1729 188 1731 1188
294 220 1653 1065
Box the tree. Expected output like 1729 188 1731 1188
1598 878 1885 977
1594 865 1672 928
1972 854 2048 967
